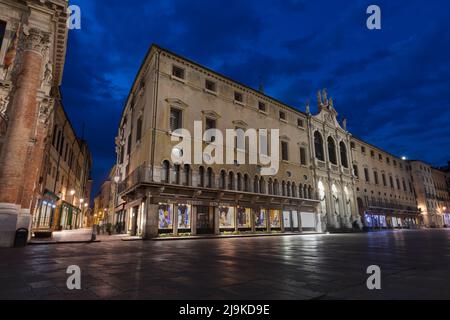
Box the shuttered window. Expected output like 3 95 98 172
170 108 182 131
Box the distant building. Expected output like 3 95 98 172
0 0 69 247
32 99 92 233
93 165 123 233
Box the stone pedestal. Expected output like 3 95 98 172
0 203 20 247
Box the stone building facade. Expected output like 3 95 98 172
0 0 69 246
351 140 419 229
32 98 92 234
409 161 450 227
93 165 121 232
115 45 446 238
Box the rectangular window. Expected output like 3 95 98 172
205 118 216 142
205 79 216 92
389 176 394 188
136 116 143 143
297 118 304 128
382 173 387 186
353 165 359 178
350 141 356 149
364 168 370 182
170 108 182 132
281 141 289 161
374 171 379 185
127 134 132 155
300 147 307 165
205 118 216 130
361 146 366 154
0 21 6 51
234 91 243 102
52 125 57 147
119 147 124 164
370 150 375 158
379 154 382 161
279 110 286 121
172 65 185 79
258 102 266 112
386 157 390 164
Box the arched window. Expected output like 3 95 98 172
287 181 291 197
237 173 242 191
174 164 181 184
228 172 234 190
220 170 226 189
199 166 205 187
299 183 303 198
292 182 297 198
340 141 348 168
303 185 308 199
268 178 273 195
273 179 279 196
254 176 259 193
314 131 324 161
183 164 191 186
282 181 286 197
162 160 170 183
327 137 337 165
244 174 249 192
260 177 265 194
206 167 213 188
308 185 313 199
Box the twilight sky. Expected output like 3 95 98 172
61 0 450 195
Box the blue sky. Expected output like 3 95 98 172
61 0 450 194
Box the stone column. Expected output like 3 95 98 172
191 205 197 236
251 208 256 233
173 204 178 235
214 206 220 235
144 199 159 239
0 29 50 247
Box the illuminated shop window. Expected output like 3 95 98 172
177 204 191 229
270 210 281 228
237 207 251 228
219 206 235 228
158 204 173 230
255 209 267 228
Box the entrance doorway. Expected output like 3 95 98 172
196 206 214 234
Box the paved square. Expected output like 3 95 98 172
1 229 450 300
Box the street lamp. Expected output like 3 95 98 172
401 156 407 161
70 189 76 196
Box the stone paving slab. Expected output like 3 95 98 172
1 229 450 300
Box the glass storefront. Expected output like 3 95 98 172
255 209 267 229
237 207 251 229
33 199 56 230
219 206 235 229
196 206 214 234
59 203 81 230
158 204 173 230
270 209 281 229
177 204 191 230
